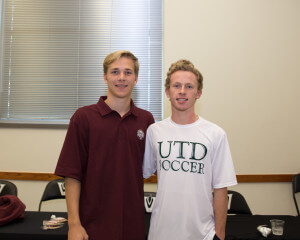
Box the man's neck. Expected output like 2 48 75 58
105 95 131 117
171 110 199 125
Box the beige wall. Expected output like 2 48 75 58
1 0 300 214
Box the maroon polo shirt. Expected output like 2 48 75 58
55 96 154 240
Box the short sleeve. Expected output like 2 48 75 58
143 126 157 179
54 110 89 181
211 132 237 189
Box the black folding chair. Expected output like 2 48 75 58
38 179 66 211
0 179 18 196
227 190 252 215
144 192 156 238
292 173 300 216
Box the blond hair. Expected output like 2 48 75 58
103 50 139 75
165 59 203 91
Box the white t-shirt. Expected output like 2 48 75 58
143 116 237 240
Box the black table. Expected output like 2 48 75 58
0 212 68 240
226 215 300 240
0 212 299 240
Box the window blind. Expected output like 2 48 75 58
0 0 163 124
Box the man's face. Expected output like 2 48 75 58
104 57 138 99
165 70 202 113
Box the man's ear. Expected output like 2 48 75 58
165 88 170 99
103 74 108 84
196 90 202 99
134 76 138 85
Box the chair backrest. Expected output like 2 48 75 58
292 173 300 216
227 190 252 215
38 179 66 211
144 190 252 215
144 192 156 213
0 180 18 196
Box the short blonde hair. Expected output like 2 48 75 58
165 59 203 91
103 50 139 75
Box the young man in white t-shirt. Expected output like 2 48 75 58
143 59 237 240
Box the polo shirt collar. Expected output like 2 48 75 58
97 96 139 117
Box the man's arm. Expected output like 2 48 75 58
213 187 228 240
65 177 89 240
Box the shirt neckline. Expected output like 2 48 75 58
168 115 202 128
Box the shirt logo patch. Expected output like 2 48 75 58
137 129 145 140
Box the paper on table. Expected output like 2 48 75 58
257 225 271 237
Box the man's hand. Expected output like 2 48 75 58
68 223 89 240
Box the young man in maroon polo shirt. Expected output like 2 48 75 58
55 50 154 240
